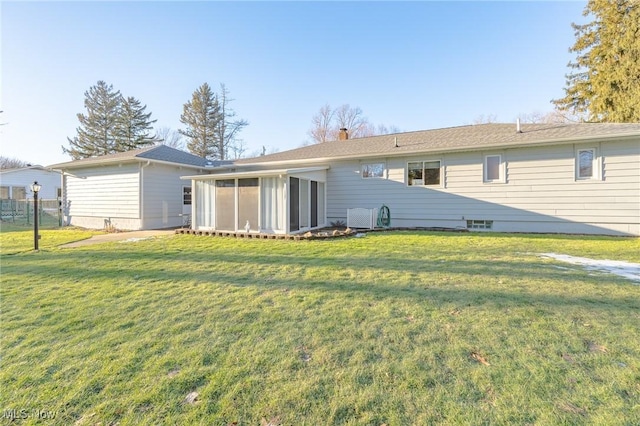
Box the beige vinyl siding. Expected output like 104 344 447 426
327 160 397 217
326 138 639 236
65 165 140 218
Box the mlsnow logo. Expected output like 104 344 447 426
2 409 28 420
2 408 57 420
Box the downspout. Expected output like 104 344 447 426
257 177 262 232
60 170 66 226
191 178 196 230
284 175 289 234
139 161 151 230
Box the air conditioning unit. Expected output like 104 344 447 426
347 208 378 229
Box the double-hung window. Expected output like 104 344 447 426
408 160 441 186
484 155 505 183
576 148 598 180
183 186 192 205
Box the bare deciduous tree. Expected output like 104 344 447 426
0 156 29 170
375 123 401 135
333 104 372 139
155 126 185 150
473 111 574 125
472 114 498 124
215 84 248 161
227 139 247 160
516 111 575 124
308 104 399 144
309 104 335 143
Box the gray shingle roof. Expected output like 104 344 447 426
48 145 226 169
236 123 640 165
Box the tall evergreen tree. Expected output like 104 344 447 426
553 0 640 122
116 96 157 151
64 81 121 159
64 81 158 159
179 83 221 159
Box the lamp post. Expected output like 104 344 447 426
30 181 41 251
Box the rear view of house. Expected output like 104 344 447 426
185 123 640 236
50 145 224 230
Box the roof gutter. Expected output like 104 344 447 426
52 169 88 179
135 158 208 170
181 166 330 181
48 157 207 171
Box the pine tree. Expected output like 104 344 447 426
64 81 159 159
116 96 157 151
179 83 222 159
553 0 640 122
64 81 121 159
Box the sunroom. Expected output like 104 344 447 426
181 167 328 234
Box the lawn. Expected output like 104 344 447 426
1 230 639 425
0 224 99 255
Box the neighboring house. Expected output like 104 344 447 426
50 145 227 230
0 165 62 200
182 123 640 236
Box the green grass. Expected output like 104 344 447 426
0 225 99 255
1 230 639 425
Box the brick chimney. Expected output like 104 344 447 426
338 128 349 141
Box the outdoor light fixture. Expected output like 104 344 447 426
30 181 41 250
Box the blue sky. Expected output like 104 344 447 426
1 1 586 166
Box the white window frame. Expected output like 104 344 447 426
483 154 505 183
182 186 192 205
361 162 385 179
407 160 442 187
467 219 493 230
575 147 600 181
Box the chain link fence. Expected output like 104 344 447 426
1 199 64 229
